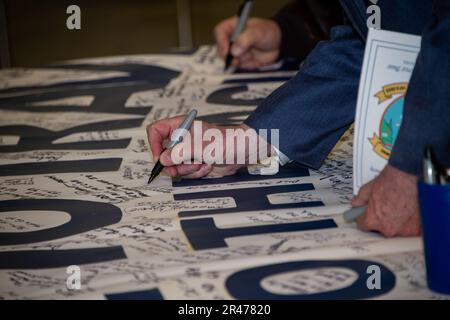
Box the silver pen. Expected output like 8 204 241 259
423 146 439 185
224 0 253 71
343 205 368 223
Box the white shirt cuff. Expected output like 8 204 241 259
272 146 291 166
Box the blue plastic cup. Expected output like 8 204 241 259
417 182 450 295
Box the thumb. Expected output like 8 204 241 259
351 180 374 207
352 194 368 208
160 142 192 166
159 134 204 166
232 30 256 57
159 120 213 166
159 148 175 166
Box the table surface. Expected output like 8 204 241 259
0 46 444 299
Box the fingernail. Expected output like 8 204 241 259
231 45 243 56
160 152 170 165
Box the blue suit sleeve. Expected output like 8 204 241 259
244 24 364 169
389 1 450 175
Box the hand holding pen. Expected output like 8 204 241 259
147 110 197 184
223 0 253 71
146 114 254 182
215 5 283 71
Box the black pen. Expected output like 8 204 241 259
148 109 197 184
224 0 253 72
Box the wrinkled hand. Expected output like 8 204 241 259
352 164 421 237
214 17 281 70
146 116 270 179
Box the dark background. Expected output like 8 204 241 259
0 0 290 67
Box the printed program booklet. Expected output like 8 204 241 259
353 28 421 193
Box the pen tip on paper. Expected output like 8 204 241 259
224 65 236 74
224 65 232 73
147 174 155 184
224 53 233 73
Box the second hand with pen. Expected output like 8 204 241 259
224 0 253 71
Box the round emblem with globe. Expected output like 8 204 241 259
370 83 407 159
380 96 404 152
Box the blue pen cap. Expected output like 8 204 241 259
417 182 450 295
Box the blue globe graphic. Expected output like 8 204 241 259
380 96 404 151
